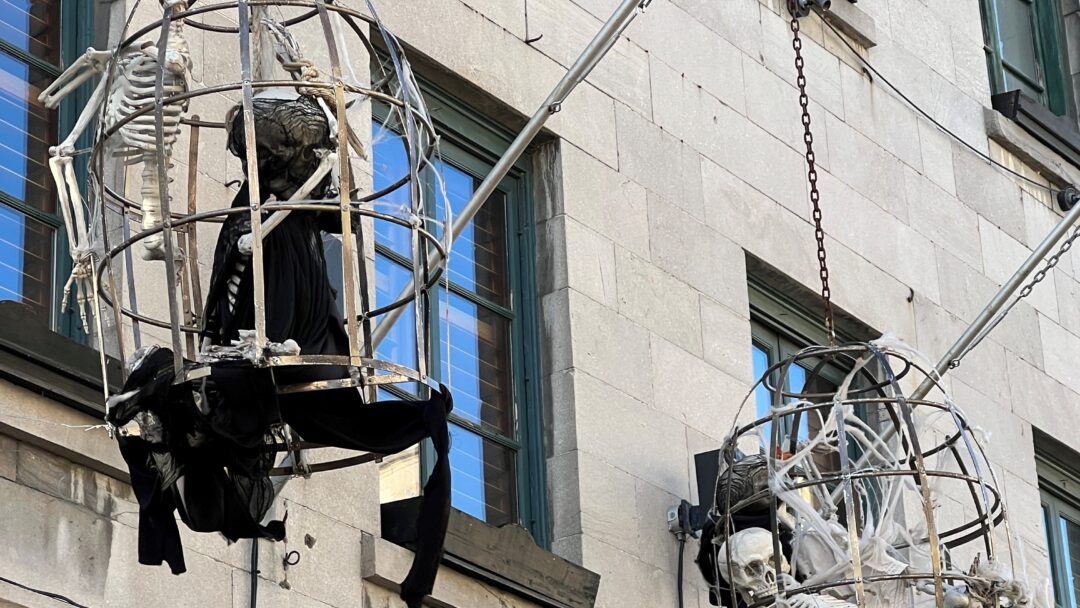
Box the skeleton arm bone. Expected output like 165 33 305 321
38 48 112 109
50 74 111 156
237 151 338 255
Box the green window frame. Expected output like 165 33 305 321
0 0 95 339
371 81 548 547
1040 456 1080 608
980 0 1074 117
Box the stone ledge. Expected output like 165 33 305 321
368 501 600 608
362 532 550 608
985 107 1080 192
818 1 877 49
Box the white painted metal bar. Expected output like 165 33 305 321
911 189 1080 400
370 0 653 349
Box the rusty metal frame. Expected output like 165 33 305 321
710 343 1017 608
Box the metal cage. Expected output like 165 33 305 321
704 342 1025 608
75 1 447 474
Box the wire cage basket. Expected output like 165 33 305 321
41 0 452 474
699 341 1030 608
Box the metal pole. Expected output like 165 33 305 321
842 188 1080 473
911 189 1080 400
371 0 652 349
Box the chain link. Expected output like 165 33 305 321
950 223 1080 369
790 16 836 345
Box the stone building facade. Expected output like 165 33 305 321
2 0 1080 607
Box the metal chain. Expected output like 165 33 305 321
790 15 836 345
950 223 1080 368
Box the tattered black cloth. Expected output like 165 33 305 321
107 347 452 608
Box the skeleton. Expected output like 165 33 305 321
718 528 863 608
917 557 1030 608
717 527 792 605
38 0 192 327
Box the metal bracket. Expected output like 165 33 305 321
789 0 831 18
1058 186 1079 212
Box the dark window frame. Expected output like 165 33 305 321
371 79 549 547
0 0 95 339
1039 454 1080 608
980 0 1075 119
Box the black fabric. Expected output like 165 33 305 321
109 349 453 608
279 386 454 607
202 185 350 363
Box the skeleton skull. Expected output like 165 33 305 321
716 527 791 604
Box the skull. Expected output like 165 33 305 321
716 528 790 604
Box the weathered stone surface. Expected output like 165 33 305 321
615 249 703 356
560 143 651 259
568 289 655 404
615 104 705 221
573 369 690 497
0 434 15 482
0 478 112 607
1041 316 1080 397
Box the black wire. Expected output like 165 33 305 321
676 534 686 608
818 15 1063 195
250 539 260 608
0 575 92 608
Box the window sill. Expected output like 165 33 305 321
377 498 600 608
988 91 1080 200
0 301 120 418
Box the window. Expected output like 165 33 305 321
0 0 92 336
748 275 883 505
980 0 1073 117
1040 456 1080 608
370 83 546 545
750 279 848 457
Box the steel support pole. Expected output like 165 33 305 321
843 188 1080 474
911 188 1080 400
370 0 652 350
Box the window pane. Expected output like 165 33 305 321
372 121 412 259
434 163 509 306
752 343 812 451
994 0 1040 82
0 49 56 213
439 289 514 435
1061 516 1080 608
1004 67 1045 100
449 424 516 526
0 0 60 65
0 202 52 318
374 254 418 375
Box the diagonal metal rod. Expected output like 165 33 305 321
371 0 652 349
848 188 1080 474
911 189 1080 401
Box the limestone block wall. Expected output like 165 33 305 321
2 0 1080 607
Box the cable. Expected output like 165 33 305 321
676 532 687 608
0 575 92 608
250 539 260 608
818 15 1064 195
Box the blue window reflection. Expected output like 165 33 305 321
372 116 519 527
0 203 24 300
752 342 810 454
